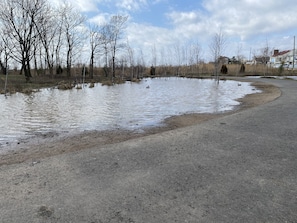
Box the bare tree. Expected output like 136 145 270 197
97 24 112 77
59 2 86 77
119 55 127 80
159 47 167 75
34 4 61 77
137 49 145 78
209 30 227 82
236 43 243 76
189 42 201 74
166 47 173 68
32 37 41 76
261 40 270 76
174 43 182 75
0 31 11 75
54 21 64 74
108 15 128 78
89 24 103 79
126 39 135 79
151 44 157 67
0 0 46 81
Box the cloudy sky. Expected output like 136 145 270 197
55 0 297 63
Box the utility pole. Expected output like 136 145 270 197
293 36 295 70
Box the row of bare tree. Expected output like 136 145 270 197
2 0 254 82
0 0 129 81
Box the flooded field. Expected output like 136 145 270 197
0 77 260 144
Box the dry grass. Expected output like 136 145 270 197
1 64 296 94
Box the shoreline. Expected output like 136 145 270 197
0 80 281 166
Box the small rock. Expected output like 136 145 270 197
31 160 41 166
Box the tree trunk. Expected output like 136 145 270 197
90 51 94 79
66 48 71 77
112 56 115 78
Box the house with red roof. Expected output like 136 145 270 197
270 49 297 68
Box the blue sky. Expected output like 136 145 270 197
52 0 297 63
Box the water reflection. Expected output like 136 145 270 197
0 77 260 143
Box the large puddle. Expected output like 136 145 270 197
0 77 260 145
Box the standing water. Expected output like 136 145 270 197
0 77 260 145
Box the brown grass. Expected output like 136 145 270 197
1 64 296 94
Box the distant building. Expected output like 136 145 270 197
218 56 231 64
269 49 297 68
244 56 270 65
253 56 270 65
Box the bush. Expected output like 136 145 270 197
278 63 284 76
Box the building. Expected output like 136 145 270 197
245 56 270 65
254 56 270 65
217 56 231 64
269 49 297 68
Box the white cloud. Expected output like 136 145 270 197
157 0 297 59
73 0 99 12
116 0 148 12
126 22 191 65
49 0 102 12
127 22 175 47
202 0 297 39
152 0 166 4
49 0 297 61
88 13 110 25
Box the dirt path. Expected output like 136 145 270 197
0 80 281 166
